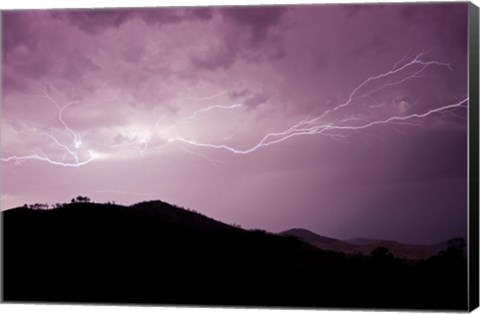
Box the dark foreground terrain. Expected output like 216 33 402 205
2 201 467 310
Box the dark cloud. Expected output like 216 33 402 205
52 9 133 34
400 3 468 54
138 8 213 26
190 7 288 71
191 38 237 71
228 88 250 99
349 35 390 58
55 8 214 34
189 8 214 21
221 6 288 44
245 93 269 108
343 5 365 18
63 56 102 83
229 88 269 108
2 12 37 56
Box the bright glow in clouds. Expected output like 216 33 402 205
2 53 466 161
1 4 469 244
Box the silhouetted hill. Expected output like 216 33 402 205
281 228 445 260
2 201 468 310
130 200 243 233
347 237 390 245
281 228 339 244
280 228 362 254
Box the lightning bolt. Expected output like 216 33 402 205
1 86 96 167
174 89 230 104
45 133 81 163
41 89 83 149
135 132 153 157
1 151 96 167
333 99 467 130
333 52 451 111
183 103 243 121
168 53 466 155
125 97 242 157
306 53 450 128
168 98 467 154
1 52 467 166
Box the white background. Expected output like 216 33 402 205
0 0 479 314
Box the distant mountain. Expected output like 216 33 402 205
346 238 449 252
281 228 446 260
280 228 362 255
346 238 389 245
2 201 467 310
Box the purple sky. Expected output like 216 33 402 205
1 3 469 244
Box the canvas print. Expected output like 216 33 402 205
1 2 478 311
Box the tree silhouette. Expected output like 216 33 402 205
441 238 466 258
29 203 49 210
370 246 394 259
74 196 91 203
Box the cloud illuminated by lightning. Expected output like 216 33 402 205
168 53 467 154
1 87 96 167
168 97 467 154
1 152 96 167
1 52 468 166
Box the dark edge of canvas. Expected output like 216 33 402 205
0 10 4 304
469 1 480 312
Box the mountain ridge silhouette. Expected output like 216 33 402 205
2 199 468 310
280 227 449 260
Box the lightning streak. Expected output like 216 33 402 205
1 87 96 167
183 103 243 121
45 133 80 163
41 89 83 149
136 132 153 156
169 98 467 154
333 52 451 111
1 53 467 166
299 52 452 127
326 98 467 131
168 53 466 155
1 151 96 167
174 89 231 104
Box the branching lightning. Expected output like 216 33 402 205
168 53 467 155
1 87 97 167
1 152 96 167
41 89 83 149
1 52 468 166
